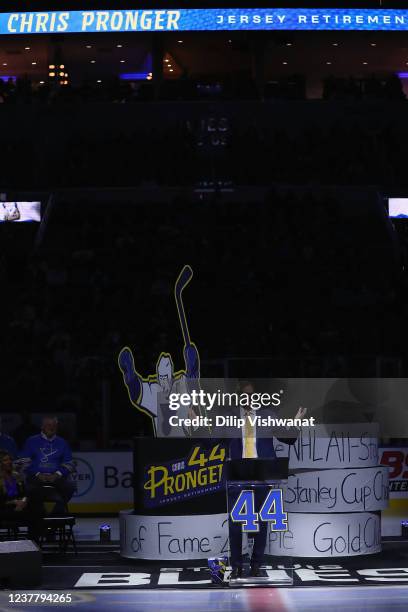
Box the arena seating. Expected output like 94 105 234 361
0 184 403 443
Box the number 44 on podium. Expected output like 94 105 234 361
230 489 288 533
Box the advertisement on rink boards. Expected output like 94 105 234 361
69 452 133 513
378 447 408 536
379 447 408 497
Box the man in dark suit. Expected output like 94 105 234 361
227 381 306 579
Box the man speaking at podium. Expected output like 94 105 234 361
228 381 307 580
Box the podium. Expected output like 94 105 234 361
226 458 293 587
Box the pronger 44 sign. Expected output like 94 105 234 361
4 9 408 35
143 444 226 508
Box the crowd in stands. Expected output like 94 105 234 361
322 74 405 100
0 77 148 105
1 186 405 442
1 80 408 444
1 103 408 189
0 76 263 105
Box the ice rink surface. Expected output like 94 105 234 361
1 586 408 612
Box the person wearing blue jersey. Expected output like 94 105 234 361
20 416 75 515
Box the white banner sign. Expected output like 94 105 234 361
275 424 379 468
120 511 247 560
267 511 381 557
285 466 389 513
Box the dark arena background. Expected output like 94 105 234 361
0 1 408 611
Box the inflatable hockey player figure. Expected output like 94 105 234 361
118 346 199 437
118 265 200 437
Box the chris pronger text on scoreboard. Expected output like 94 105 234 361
4 8 408 34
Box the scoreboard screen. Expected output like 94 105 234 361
388 199 408 219
0 202 41 223
2 7 408 34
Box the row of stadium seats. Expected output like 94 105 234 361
0 73 404 105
